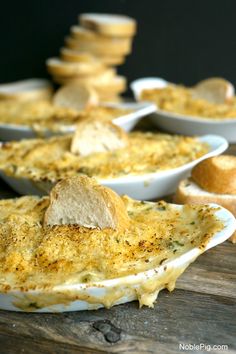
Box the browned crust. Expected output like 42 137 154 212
191 155 236 195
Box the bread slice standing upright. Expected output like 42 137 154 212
44 175 130 230
71 119 128 156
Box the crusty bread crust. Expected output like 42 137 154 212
71 119 128 156
191 155 236 195
79 13 137 37
174 178 236 243
44 175 130 230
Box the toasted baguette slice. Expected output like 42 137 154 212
193 77 235 103
60 48 98 63
71 119 128 156
191 155 236 195
44 175 130 230
71 25 132 45
60 48 125 66
0 79 53 101
54 68 126 94
46 57 105 77
94 76 127 94
53 83 99 112
174 178 236 243
60 48 97 64
79 13 137 37
65 36 131 56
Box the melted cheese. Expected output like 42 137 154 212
0 100 131 133
0 132 209 181
141 85 236 119
0 196 223 294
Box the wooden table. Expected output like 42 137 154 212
0 146 235 354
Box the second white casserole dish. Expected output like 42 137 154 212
0 134 228 200
131 77 236 143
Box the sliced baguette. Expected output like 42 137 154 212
53 83 99 112
54 69 126 95
79 13 137 37
44 175 130 230
0 79 53 101
60 48 125 66
46 57 105 77
191 155 236 195
65 36 131 56
174 178 236 243
193 77 235 103
71 25 132 46
71 119 128 156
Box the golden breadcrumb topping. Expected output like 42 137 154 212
141 85 236 119
0 132 209 181
0 100 131 133
0 196 223 291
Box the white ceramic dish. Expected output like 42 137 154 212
130 77 236 143
0 202 235 312
0 135 228 200
0 102 156 141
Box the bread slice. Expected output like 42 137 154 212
44 175 130 230
191 155 236 194
60 48 125 66
65 36 131 56
53 83 99 112
193 77 235 103
0 79 53 101
174 178 236 243
46 57 105 77
71 25 132 46
94 76 127 94
51 69 122 89
71 119 128 156
79 13 137 37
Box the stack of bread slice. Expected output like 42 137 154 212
174 155 236 243
46 13 137 103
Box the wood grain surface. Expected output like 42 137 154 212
0 139 235 354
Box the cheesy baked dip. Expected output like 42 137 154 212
0 132 209 181
0 100 131 133
0 196 223 292
141 85 236 119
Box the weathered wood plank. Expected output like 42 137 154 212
176 242 236 298
0 289 235 354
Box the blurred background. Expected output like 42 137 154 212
0 0 235 91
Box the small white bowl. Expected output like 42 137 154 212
0 203 234 312
0 134 228 200
0 102 156 141
130 77 236 143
